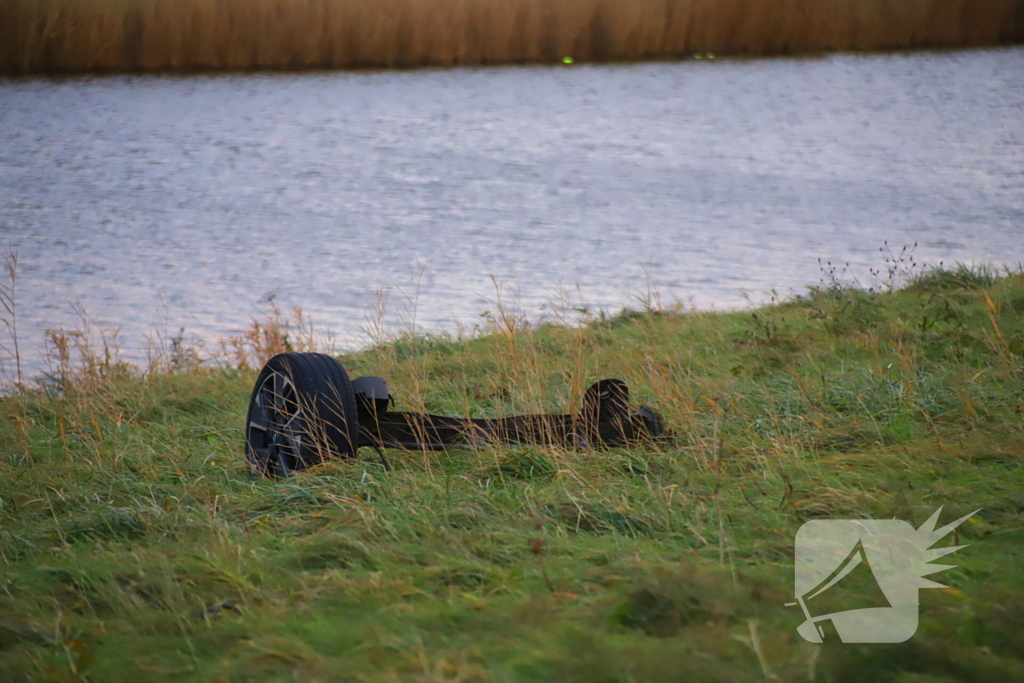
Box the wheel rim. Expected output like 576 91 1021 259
247 369 303 476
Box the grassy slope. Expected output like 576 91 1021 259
1 269 1022 682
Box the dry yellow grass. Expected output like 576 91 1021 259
1 0 1023 73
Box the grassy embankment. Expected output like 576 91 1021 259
2 0 1024 73
1 263 1023 681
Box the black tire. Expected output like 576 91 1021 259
244 352 359 477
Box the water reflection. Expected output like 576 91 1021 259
1 49 1022 369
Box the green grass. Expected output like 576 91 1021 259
1 267 1023 682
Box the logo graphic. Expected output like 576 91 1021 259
788 507 979 643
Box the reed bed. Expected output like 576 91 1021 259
2 0 1023 73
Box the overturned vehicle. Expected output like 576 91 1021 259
244 352 662 477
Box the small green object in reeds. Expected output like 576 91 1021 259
563 56 574 64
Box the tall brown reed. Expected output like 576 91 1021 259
219 301 326 370
43 301 128 391
2 0 1022 74
0 252 23 385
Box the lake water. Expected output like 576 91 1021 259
1 48 1022 374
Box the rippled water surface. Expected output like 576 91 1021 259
2 49 1023 369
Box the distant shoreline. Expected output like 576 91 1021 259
3 0 1023 75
